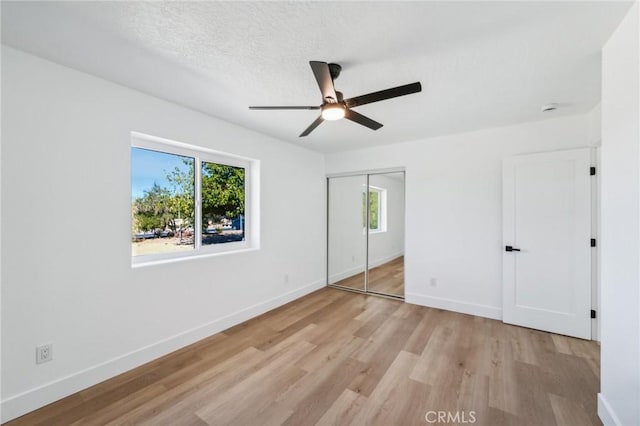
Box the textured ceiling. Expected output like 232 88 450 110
1 1 632 153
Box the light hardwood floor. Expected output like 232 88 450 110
8 288 600 426
332 256 404 297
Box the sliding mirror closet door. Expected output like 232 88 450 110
327 175 367 291
367 172 405 297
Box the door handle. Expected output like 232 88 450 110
505 245 521 252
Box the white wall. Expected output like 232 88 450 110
0 47 326 422
326 113 596 320
327 173 404 284
599 3 640 425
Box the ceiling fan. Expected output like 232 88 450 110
249 61 422 137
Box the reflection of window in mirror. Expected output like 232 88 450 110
362 186 387 233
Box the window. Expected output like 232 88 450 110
362 186 387 233
131 148 195 255
131 132 256 264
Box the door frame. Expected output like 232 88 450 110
592 147 600 341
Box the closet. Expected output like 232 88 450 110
327 171 405 299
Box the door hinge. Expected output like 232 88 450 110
591 309 597 319
590 166 596 176
591 238 597 247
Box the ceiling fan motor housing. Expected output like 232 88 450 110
328 63 342 81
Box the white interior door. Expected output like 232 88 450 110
502 148 592 339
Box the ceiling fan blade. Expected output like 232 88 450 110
310 61 338 103
249 106 320 110
344 109 383 131
299 115 324 137
345 82 422 108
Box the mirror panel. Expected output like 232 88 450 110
327 175 367 291
367 172 405 297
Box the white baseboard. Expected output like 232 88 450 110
405 292 502 320
329 264 365 284
598 393 623 426
329 252 404 284
369 252 403 269
0 279 325 423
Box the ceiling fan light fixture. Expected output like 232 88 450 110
321 104 346 121
249 61 422 137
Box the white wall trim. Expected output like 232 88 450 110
328 252 404 284
406 292 502 320
329 264 366 284
0 278 325 423
370 252 404 270
598 393 623 426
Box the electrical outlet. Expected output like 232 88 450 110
284 273 289 284
36 343 53 364
430 277 437 287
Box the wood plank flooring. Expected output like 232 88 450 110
332 256 404 298
7 288 601 426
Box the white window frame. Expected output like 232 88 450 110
131 132 259 267
365 185 387 234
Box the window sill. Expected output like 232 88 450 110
132 246 259 268
368 229 387 235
